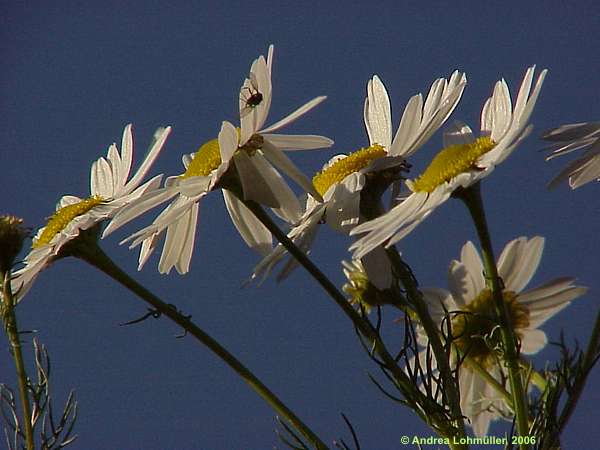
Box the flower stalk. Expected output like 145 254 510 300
69 232 328 450
1 271 35 450
243 199 468 447
456 182 530 448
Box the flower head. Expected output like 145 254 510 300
416 236 586 436
350 67 547 259
105 45 333 275
542 122 600 189
0 215 29 274
251 72 466 282
10 124 171 301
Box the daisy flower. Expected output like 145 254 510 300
104 45 333 275
10 124 171 302
415 237 586 436
251 72 466 282
542 122 600 189
350 66 548 260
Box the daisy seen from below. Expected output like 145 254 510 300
251 71 466 283
414 236 586 436
350 66 548 260
10 124 171 302
104 45 333 275
542 121 600 189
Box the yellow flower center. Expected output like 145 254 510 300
181 138 222 179
33 196 104 248
312 144 387 196
450 288 530 367
410 137 495 193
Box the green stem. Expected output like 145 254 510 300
243 200 468 448
457 183 529 448
1 271 35 450
73 240 328 450
384 247 466 435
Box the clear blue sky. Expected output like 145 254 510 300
2 1 599 449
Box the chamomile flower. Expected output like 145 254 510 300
542 122 600 189
251 72 466 282
10 124 171 301
350 66 548 259
105 46 333 275
415 237 586 436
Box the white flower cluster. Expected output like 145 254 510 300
9 45 592 438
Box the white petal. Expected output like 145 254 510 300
349 191 431 259
360 245 392 290
260 133 333 150
390 94 423 157
250 153 302 224
222 189 272 256
91 157 114 198
443 122 475 147
497 236 544 292
234 152 280 208
158 205 198 275
364 75 392 148
102 187 179 237
219 121 239 163
260 96 326 134
520 329 547 354
57 196 81 209
261 140 323 201
123 125 171 194
120 124 134 184
107 143 123 193
174 201 199 274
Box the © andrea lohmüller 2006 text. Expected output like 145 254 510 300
410 435 537 446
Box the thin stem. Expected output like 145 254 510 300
457 183 529 448
243 200 468 448
557 308 600 433
384 247 466 435
1 271 35 450
73 240 328 450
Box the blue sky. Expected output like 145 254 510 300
2 1 599 449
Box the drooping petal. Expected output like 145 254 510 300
234 152 280 208
222 189 272 256
261 140 323 201
102 187 179 238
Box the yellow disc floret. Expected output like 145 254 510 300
312 144 386 196
181 138 222 179
33 196 104 248
451 288 529 367
410 137 495 193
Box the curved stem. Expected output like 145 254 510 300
243 200 468 448
457 183 529 448
1 271 35 450
73 240 328 450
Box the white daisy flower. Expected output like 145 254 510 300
350 67 548 260
542 122 600 189
415 236 587 436
105 46 333 275
10 124 171 301
251 72 466 282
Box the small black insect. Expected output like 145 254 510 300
240 74 264 118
